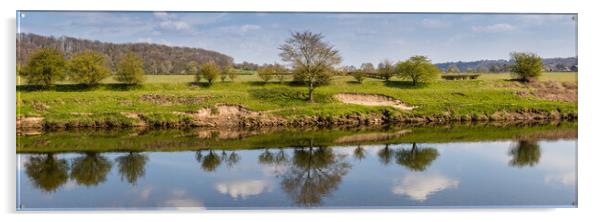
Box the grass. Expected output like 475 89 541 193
16 72 578 126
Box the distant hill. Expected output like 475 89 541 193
436 57 577 72
17 33 233 74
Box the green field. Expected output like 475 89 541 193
16 72 578 127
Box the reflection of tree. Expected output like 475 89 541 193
258 149 275 165
259 148 289 166
222 151 240 168
274 148 289 165
197 150 221 172
378 144 394 165
280 142 351 207
116 152 148 186
509 140 541 167
24 153 69 192
353 145 366 160
70 152 112 186
395 143 439 171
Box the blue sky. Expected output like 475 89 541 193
18 11 577 65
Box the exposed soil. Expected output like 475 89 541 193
174 104 287 127
139 94 212 105
500 81 577 102
334 93 414 110
16 117 44 135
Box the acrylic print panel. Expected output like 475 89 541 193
16 11 577 210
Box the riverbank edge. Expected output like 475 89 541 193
17 108 578 131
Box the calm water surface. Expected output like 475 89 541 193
17 125 577 209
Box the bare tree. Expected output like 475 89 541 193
279 31 341 102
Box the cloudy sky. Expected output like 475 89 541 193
18 11 577 65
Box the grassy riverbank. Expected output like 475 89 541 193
17 72 577 128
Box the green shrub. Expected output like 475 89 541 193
351 70 365 83
197 61 221 84
510 52 543 82
115 52 146 85
19 48 66 88
67 51 111 85
396 55 441 85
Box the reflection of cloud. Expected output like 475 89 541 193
215 180 272 199
261 164 287 176
537 141 577 187
392 172 459 201
17 155 29 171
131 186 153 200
545 171 576 186
163 188 205 210
62 179 78 191
334 145 386 157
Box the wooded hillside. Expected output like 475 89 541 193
17 33 233 74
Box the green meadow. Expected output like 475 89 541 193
17 72 577 127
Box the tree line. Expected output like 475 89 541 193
437 57 577 73
19 47 240 87
17 33 233 74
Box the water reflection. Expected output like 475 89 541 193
377 144 395 165
215 180 272 199
195 150 241 172
353 145 366 161
24 153 69 193
18 123 577 209
509 140 542 167
281 146 351 206
198 150 221 172
116 152 148 186
392 172 459 201
395 143 439 172
70 152 112 186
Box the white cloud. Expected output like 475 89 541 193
471 23 516 33
153 11 191 31
136 37 153 43
515 15 574 26
420 19 450 29
215 180 272 199
217 24 261 34
392 172 459 201
241 24 261 32
159 20 191 31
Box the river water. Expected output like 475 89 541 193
16 123 577 210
